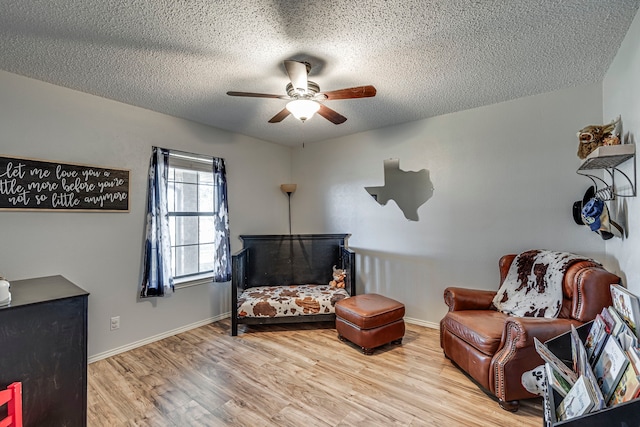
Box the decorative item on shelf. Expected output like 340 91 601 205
0 276 10 307
572 186 624 240
577 116 621 160
280 184 297 234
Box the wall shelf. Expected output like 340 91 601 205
576 144 636 200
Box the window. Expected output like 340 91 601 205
167 152 218 283
141 147 230 298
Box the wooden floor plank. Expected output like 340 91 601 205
88 320 543 426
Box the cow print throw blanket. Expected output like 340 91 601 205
492 250 596 318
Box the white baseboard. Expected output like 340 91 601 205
404 317 439 329
89 313 437 363
88 312 231 364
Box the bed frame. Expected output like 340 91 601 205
231 234 355 336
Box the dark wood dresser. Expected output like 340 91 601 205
0 276 89 427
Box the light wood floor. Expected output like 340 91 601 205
87 320 543 426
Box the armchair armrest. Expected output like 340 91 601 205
443 287 497 312
500 317 583 350
491 317 582 402
499 254 516 284
571 267 618 322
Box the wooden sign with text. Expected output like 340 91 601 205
0 155 130 211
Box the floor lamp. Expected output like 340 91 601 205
280 184 297 234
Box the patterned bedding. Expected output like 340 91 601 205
237 284 349 318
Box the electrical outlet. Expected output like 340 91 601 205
110 316 120 331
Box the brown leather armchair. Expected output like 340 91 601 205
440 254 619 411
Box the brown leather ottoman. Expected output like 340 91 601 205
335 293 405 355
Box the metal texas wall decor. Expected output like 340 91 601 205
365 158 434 221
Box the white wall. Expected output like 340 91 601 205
292 85 608 326
604 8 640 295
3 9 637 358
0 70 291 359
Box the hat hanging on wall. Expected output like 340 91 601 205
572 186 624 240
572 186 595 226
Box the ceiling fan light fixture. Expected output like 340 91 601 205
286 99 320 122
227 60 375 124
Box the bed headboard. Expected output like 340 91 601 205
233 234 354 292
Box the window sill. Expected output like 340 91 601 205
174 273 214 290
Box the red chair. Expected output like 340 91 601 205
0 382 22 427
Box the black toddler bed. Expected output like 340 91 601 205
231 234 356 336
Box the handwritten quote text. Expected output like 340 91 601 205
0 156 129 211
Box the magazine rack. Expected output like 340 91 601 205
543 322 640 426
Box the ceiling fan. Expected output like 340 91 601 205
226 60 376 124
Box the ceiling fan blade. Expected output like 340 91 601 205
227 91 286 99
322 85 377 100
268 108 291 123
317 104 347 125
284 60 308 93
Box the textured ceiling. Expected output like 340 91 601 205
1 1 638 146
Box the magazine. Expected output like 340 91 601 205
588 317 611 366
545 362 572 398
571 325 606 411
616 321 638 351
608 362 640 406
611 284 640 339
628 347 640 375
608 306 626 337
585 315 607 360
589 332 609 367
600 306 616 332
534 337 578 386
593 335 630 403
571 325 588 375
556 375 596 421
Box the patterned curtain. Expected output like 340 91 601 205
212 157 231 282
140 147 174 297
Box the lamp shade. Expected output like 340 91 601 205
286 99 320 122
280 184 297 194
